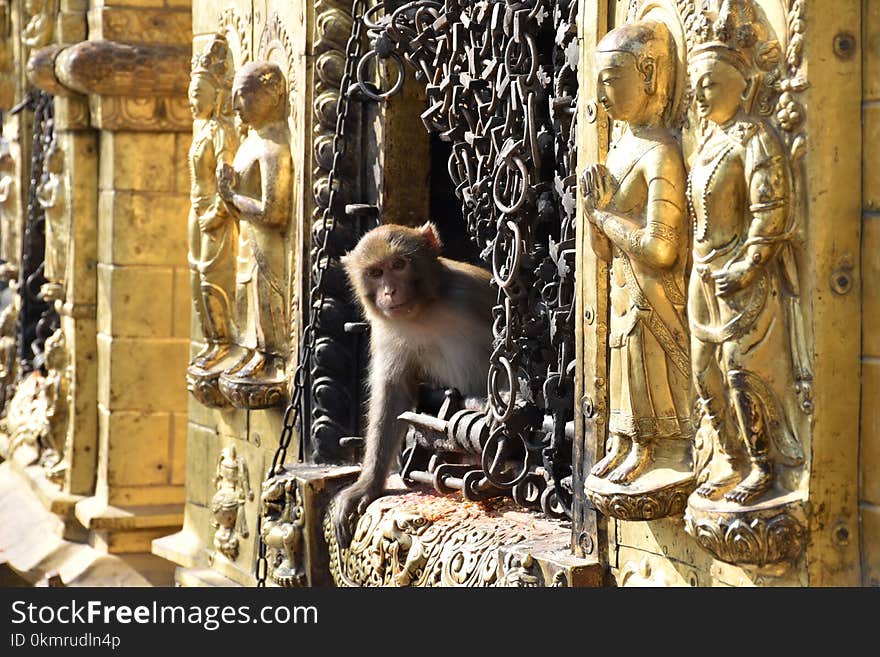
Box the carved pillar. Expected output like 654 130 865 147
19 2 196 562
577 0 862 585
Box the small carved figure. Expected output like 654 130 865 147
330 223 495 548
0 292 18 387
5 328 68 484
580 20 693 516
21 0 53 49
685 0 805 505
0 141 19 280
36 137 67 302
186 35 240 388
210 445 253 561
217 61 292 407
370 510 429 587
259 472 306 587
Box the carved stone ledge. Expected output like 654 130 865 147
684 492 806 567
585 470 694 521
324 488 592 587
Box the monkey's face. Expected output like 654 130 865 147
363 255 422 319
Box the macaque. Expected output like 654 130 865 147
332 222 494 547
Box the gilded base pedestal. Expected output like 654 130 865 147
684 491 806 567
218 369 287 410
186 364 230 408
585 469 695 521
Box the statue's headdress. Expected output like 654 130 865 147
191 33 232 85
687 0 778 74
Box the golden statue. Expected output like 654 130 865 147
0 140 19 280
581 20 694 519
210 445 253 561
185 34 240 406
5 328 69 485
217 60 292 409
36 137 67 302
21 0 53 50
684 0 805 507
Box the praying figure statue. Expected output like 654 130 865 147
581 19 694 519
36 137 68 302
185 34 240 405
217 60 292 408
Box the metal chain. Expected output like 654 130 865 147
255 0 367 588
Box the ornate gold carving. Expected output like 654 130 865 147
259 471 306 587
0 139 20 280
259 12 298 112
218 7 252 64
210 446 253 561
36 136 68 303
22 0 55 51
216 60 292 410
581 17 695 519
684 493 806 567
90 7 192 47
0 293 18 389
89 95 192 132
324 493 566 587
0 0 12 108
682 0 810 566
185 34 240 408
3 328 70 485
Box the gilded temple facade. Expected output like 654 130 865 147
0 0 877 588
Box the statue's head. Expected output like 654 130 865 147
686 0 776 124
231 61 286 129
595 20 675 126
189 34 232 120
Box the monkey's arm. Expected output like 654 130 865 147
332 343 416 548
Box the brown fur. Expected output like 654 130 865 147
332 223 494 548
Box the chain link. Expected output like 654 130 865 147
255 0 367 588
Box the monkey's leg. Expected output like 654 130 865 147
591 433 631 478
724 380 772 505
693 340 742 499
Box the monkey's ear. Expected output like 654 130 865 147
420 222 442 254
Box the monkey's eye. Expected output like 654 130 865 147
366 267 383 279
390 257 407 271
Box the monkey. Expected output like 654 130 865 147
331 222 495 548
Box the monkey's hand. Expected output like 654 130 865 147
332 481 380 549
